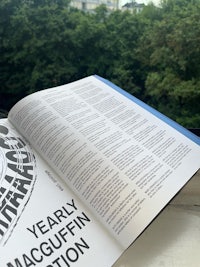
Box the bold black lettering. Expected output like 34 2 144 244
73 218 82 229
36 220 49 235
75 237 90 254
58 227 68 243
62 206 73 216
22 254 36 267
65 247 79 262
60 255 70 267
0 137 25 150
0 186 6 197
0 198 6 210
5 175 14 184
8 163 33 180
40 242 54 256
6 151 32 164
48 234 62 249
66 199 77 211
7 258 23 267
0 219 9 236
47 216 58 229
13 178 31 195
54 209 67 222
76 212 91 226
5 190 24 208
0 125 9 135
26 224 38 239
1 204 17 222
66 222 76 236
30 248 43 263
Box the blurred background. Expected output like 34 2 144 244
0 0 200 128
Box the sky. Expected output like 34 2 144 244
120 0 161 7
137 0 160 5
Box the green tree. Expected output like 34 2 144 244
0 0 74 111
137 0 200 127
1 0 200 128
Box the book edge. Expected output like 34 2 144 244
94 75 200 146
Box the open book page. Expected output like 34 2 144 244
8 76 200 249
0 119 122 266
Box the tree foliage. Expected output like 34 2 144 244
138 0 200 127
0 0 200 127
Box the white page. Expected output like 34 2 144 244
8 76 200 248
0 119 122 266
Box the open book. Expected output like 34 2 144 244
0 75 199 267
